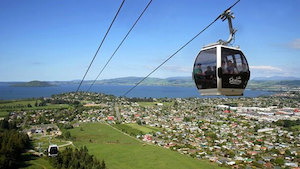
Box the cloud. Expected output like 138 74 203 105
288 38 300 49
250 65 282 72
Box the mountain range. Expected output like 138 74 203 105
251 76 300 81
3 76 300 88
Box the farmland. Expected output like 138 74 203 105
0 99 71 111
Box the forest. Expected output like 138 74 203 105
49 146 106 169
0 119 30 169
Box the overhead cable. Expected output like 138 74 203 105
122 0 241 97
76 0 125 93
87 0 153 92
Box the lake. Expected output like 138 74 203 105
0 83 275 100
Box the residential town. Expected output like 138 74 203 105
5 91 300 168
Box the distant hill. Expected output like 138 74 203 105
5 76 300 89
252 76 300 81
93 76 300 90
11 81 54 87
277 80 300 87
94 76 194 87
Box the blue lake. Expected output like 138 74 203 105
0 83 275 100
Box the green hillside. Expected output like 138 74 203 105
69 123 224 169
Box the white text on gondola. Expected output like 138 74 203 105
229 76 242 85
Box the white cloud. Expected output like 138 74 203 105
288 38 300 49
250 65 282 72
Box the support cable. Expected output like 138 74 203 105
122 0 241 97
76 0 125 93
87 0 153 92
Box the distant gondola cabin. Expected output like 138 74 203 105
48 144 59 157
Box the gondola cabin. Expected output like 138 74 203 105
48 144 59 157
193 43 250 96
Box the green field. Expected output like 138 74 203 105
0 100 39 106
69 123 224 169
138 101 173 107
0 99 71 111
126 123 161 134
0 111 9 117
138 102 157 107
113 124 143 136
291 125 300 130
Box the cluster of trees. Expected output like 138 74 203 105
58 123 74 130
274 119 300 128
0 119 16 129
183 116 193 122
34 100 47 107
0 119 30 169
205 131 217 140
0 101 45 110
44 98 80 105
56 130 73 140
0 104 31 110
113 124 143 136
126 97 154 102
136 119 146 125
49 146 106 169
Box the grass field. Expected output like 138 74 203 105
292 125 300 130
126 123 162 134
113 124 143 136
0 111 9 117
0 99 71 111
69 123 224 169
138 102 157 107
138 101 173 107
0 100 40 106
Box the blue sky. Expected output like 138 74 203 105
0 0 299 81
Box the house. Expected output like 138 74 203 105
107 116 114 121
226 161 236 166
257 128 274 133
285 163 298 168
143 134 152 142
264 162 273 168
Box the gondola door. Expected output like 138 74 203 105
218 46 250 95
193 46 218 95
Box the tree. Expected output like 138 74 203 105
101 160 106 169
274 158 284 166
64 131 71 139
0 120 30 169
205 132 217 140
35 101 38 107
285 149 292 156
136 119 142 125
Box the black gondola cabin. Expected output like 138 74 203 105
48 144 59 157
193 43 250 96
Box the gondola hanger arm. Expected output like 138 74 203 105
218 9 237 45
